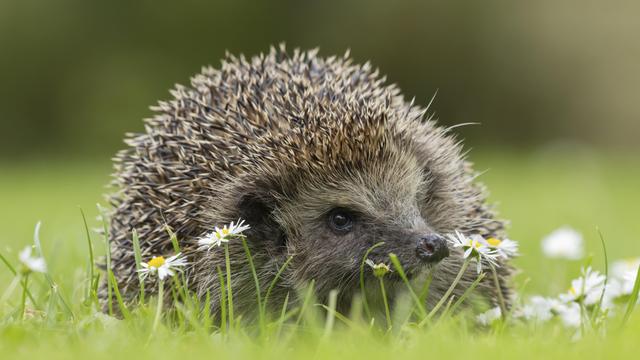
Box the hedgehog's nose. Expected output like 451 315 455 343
416 234 449 263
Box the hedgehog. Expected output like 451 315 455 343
103 45 512 320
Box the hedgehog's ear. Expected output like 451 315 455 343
237 195 287 251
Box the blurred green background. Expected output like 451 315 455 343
0 1 639 294
2 0 640 159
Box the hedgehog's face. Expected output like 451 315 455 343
292 204 449 281
264 153 455 296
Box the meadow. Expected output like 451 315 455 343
1 150 639 359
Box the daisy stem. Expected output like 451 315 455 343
490 264 507 319
20 272 29 320
447 272 486 315
215 265 227 335
360 242 385 320
425 257 470 322
378 277 391 331
151 280 164 334
224 243 234 331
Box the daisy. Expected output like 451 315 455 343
447 231 499 274
597 279 627 309
138 253 187 280
476 306 502 326
610 258 640 296
621 272 640 300
541 226 584 260
554 302 582 328
19 246 47 274
365 259 391 278
611 257 640 279
559 267 605 305
198 219 251 249
483 237 519 259
520 296 556 322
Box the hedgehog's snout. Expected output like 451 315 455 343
415 234 449 264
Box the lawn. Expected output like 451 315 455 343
1 150 639 358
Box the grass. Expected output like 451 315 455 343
1 150 640 359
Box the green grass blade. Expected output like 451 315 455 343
0 250 38 307
620 264 640 328
202 290 213 331
447 273 485 315
80 208 98 305
132 229 145 304
97 204 113 315
322 289 338 338
33 222 75 320
164 225 181 253
388 253 427 318
295 279 316 327
275 292 290 339
320 304 355 328
424 258 471 324
241 236 264 332
263 255 293 314
108 270 131 320
592 228 609 325
418 270 434 305
0 250 18 275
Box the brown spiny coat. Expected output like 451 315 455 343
104 45 511 319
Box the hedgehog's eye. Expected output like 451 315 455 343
328 208 354 233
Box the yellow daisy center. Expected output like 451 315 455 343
569 286 576 295
148 256 166 269
372 263 390 278
486 238 502 247
222 228 230 235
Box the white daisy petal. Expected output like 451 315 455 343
476 306 502 325
520 296 555 322
541 226 584 260
559 267 606 305
137 253 187 281
198 219 251 250
446 231 500 274
610 258 640 297
556 302 582 328
18 246 47 273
